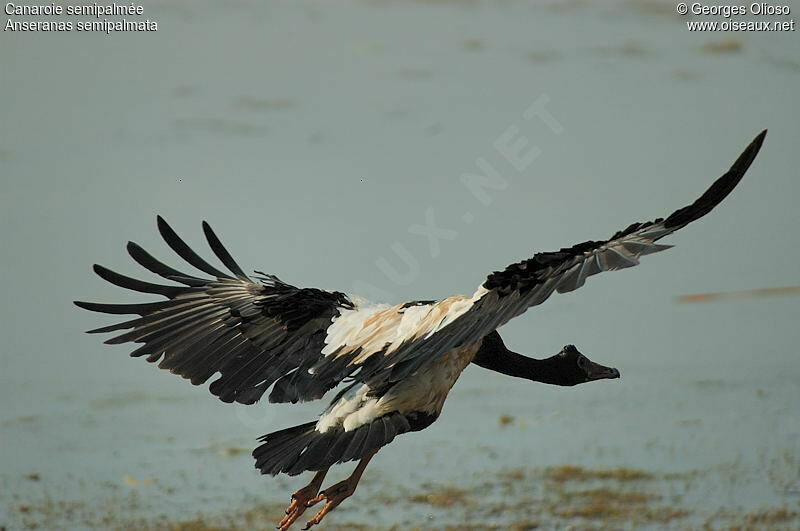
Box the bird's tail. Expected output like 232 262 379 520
252 413 416 476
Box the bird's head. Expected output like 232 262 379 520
552 344 620 386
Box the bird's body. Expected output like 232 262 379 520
316 338 482 433
75 131 767 529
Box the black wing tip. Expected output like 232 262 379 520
155 214 231 279
126 241 147 261
732 129 767 175
200 220 216 241
125 240 150 262
751 128 767 154
92 263 119 282
160 216 210 233
201 219 250 280
73 300 93 310
663 129 767 229
156 215 173 234
73 300 121 331
74 301 118 334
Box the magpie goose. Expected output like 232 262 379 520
75 130 766 529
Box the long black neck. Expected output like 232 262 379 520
472 331 566 385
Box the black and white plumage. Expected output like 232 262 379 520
75 130 766 529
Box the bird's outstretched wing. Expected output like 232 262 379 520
347 130 767 390
75 216 365 405
77 131 766 403
77 216 484 405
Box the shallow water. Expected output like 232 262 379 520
1 0 799 529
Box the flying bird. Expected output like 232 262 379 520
75 131 766 529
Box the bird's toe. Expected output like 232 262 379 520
302 479 357 528
278 484 321 530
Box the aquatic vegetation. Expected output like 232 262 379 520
408 485 473 507
543 465 654 483
700 39 743 54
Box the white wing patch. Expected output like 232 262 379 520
394 305 432 339
320 302 391 357
320 294 481 366
429 296 476 337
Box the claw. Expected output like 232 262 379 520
276 470 328 531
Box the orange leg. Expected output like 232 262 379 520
302 450 378 530
278 468 328 531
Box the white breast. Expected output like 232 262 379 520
315 339 483 433
379 340 482 415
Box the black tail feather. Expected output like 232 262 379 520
287 434 335 475
364 418 387 458
253 421 317 475
252 412 418 477
381 415 397 445
319 429 356 470
340 425 370 464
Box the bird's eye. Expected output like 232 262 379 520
577 356 588 368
